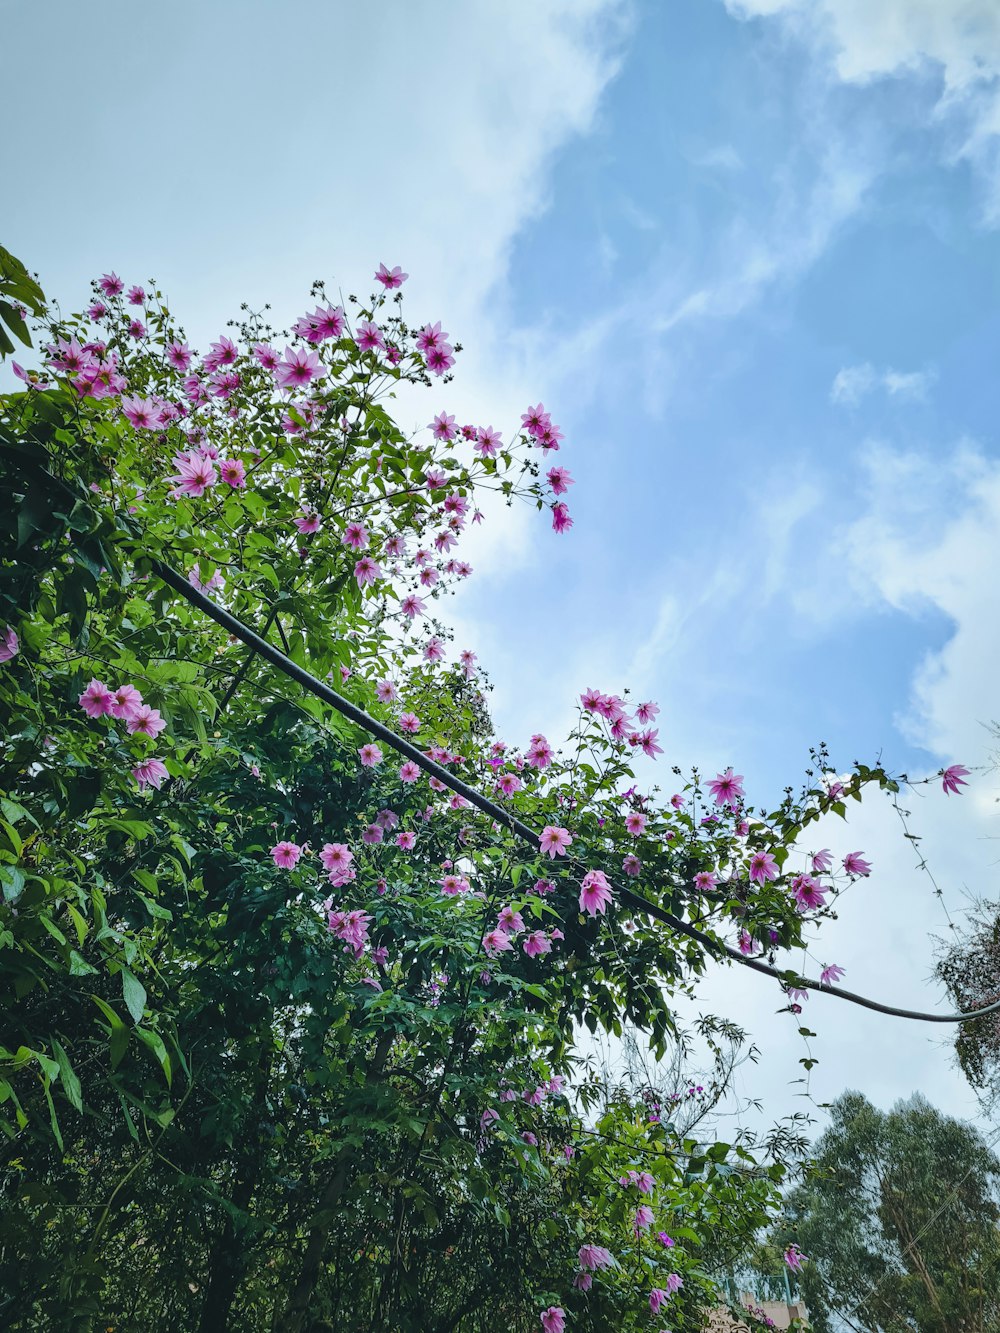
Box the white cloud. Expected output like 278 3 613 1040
831 362 935 404
725 0 1000 221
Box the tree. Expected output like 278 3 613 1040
772 1092 1000 1333
0 249 941 1330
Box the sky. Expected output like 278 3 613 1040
6 0 1000 1138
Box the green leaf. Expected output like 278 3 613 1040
121 968 147 1024
51 1039 83 1112
0 865 25 902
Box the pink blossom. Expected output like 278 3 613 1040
79 679 115 718
343 521 369 550
622 853 641 876
784 1244 805 1273
523 930 551 957
132 757 168 790
253 342 280 370
219 458 246 488
811 848 833 874
547 466 573 495
320 843 353 875
578 1244 615 1271
108 684 143 720
540 1308 565 1333
362 823 383 845
127 705 166 739
748 850 778 884
738 929 760 956
634 1205 654 1232
0 626 19 663
399 761 420 783
166 341 192 371
708 767 745 808
355 319 385 353
551 501 573 533
295 512 321 535
375 263 408 289
580 869 613 916
168 450 218 498
942 764 970 795
122 395 162 430
440 873 470 896
526 734 553 768
573 1271 593 1292
657 1231 674 1248
359 744 383 768
354 555 381 587
300 304 345 342
459 649 477 678
521 403 550 437
791 874 827 911
396 831 416 850
275 346 321 390
482 928 514 957
98 272 124 296
476 425 502 457
376 679 399 703
271 841 302 869
128 319 146 339
203 336 238 371
417 321 446 352
400 594 425 619
430 411 456 440
820 963 845 986
625 811 647 836
539 825 573 859
843 851 872 877
480 1107 500 1130
694 870 717 892
398 712 420 734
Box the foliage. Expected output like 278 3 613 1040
771 1091 1000 1333
0 250 918 1330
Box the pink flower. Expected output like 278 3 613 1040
362 823 383 845
122 395 162 430
398 712 420 734
636 727 663 759
126 705 166 739
396 831 416 850
482 928 514 957
430 411 456 440
79 679 115 718
128 319 146 340
523 930 551 957
526 734 553 769
320 843 353 875
476 426 502 457
109 684 143 720
375 263 408 289
168 450 218 498
635 700 660 724
359 744 383 768
748 850 778 884
99 272 124 296
376 678 399 703
625 811 647 836
417 321 447 352
440 873 470 896
694 870 716 892
649 1289 670 1315
295 512 321 535
539 825 573 859
0 626 19 663
707 767 745 808
400 594 425 619
497 905 525 935
784 1244 805 1273
297 304 345 341
426 343 455 375
657 1231 674 1247
132 757 168 790
342 521 369 550
399 761 420 783
622 853 641 876
540 1308 565 1333
253 342 280 370
634 1205 654 1232
551 501 573 533
578 1245 614 1271
166 341 192 371
843 851 872 877
791 874 827 911
480 1107 500 1131
355 319 385 353
811 848 833 874
354 555 381 587
275 346 321 390
580 869 613 916
521 403 550 437
547 466 574 495
573 1271 593 1292
941 764 970 795
219 458 246 488
738 929 759 956
271 841 302 869
820 963 845 986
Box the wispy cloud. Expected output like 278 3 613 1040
831 362 936 405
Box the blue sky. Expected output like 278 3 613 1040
6 0 1000 1129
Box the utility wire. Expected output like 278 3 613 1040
155 561 1000 1028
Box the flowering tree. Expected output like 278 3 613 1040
0 247 968 1331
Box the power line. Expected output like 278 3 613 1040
157 561 1000 1029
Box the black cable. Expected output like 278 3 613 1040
155 561 1000 1028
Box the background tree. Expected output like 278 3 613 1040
771 1091 1000 1333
